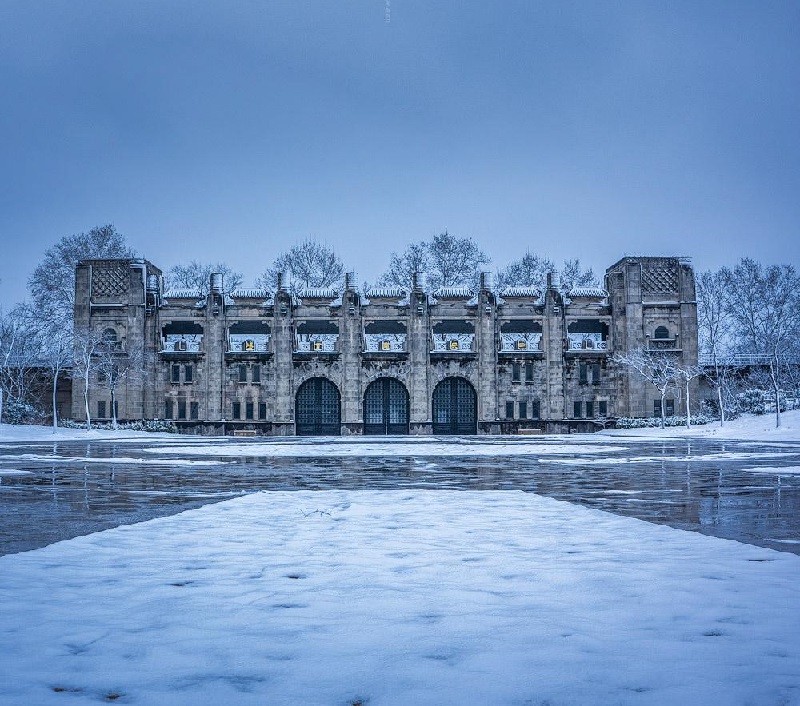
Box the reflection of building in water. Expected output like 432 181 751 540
72 256 698 435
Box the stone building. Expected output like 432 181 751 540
71 256 698 434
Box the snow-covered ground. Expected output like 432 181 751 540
1 490 798 706
1 413 799 704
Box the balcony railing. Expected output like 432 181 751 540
228 334 271 353
295 334 339 353
161 335 203 353
567 333 607 351
500 333 542 352
364 333 407 352
432 333 475 352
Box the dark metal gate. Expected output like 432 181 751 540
432 377 477 435
296 378 341 436
363 378 409 435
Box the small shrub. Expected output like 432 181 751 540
1 399 47 425
614 415 711 429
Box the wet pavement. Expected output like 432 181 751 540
1 435 799 556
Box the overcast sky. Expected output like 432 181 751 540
1 0 798 300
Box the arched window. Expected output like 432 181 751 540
654 326 669 339
101 328 120 351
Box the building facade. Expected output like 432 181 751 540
71 256 698 435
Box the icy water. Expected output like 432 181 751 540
1 435 799 556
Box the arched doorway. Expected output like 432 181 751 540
363 378 409 435
295 378 341 435
432 377 477 435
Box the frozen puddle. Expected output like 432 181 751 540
0 453 229 466
1 490 798 705
141 441 628 457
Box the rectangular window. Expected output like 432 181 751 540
505 401 515 419
177 399 187 420
579 363 588 385
232 401 241 419
449 340 459 350
165 399 173 419
586 401 594 418
598 401 607 417
259 402 267 420
171 364 181 384
252 365 261 383
574 401 583 418
190 401 199 420
666 399 675 416
184 365 193 383
654 400 662 417
531 401 540 419
238 364 247 383
515 340 526 350
518 401 527 419
97 401 106 418
525 361 534 382
381 340 391 351
592 363 601 385
512 362 521 382
245 402 254 420
313 341 324 351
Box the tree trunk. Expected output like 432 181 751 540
685 378 691 429
52 369 59 433
660 390 667 429
0 388 3 428
717 383 724 427
83 368 91 430
111 388 118 430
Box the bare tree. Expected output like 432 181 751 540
94 332 144 430
378 231 490 291
496 254 598 293
376 242 429 290
495 252 555 291
613 348 681 428
257 239 345 293
165 260 243 294
560 259 599 292
675 362 703 428
0 304 44 425
723 259 800 428
40 322 73 432
28 225 134 329
696 269 733 424
72 326 103 430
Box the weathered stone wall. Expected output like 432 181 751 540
72 256 698 434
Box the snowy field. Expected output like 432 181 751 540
1 491 798 706
1 413 799 705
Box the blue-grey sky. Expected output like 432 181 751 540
1 0 799 300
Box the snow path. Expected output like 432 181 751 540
1 490 798 706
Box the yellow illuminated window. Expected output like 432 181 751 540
449 340 459 350
381 340 391 351
313 341 324 351
516 340 527 350
243 339 255 351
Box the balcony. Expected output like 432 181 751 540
431 333 475 354
567 333 607 352
364 333 407 353
295 333 339 354
227 334 271 356
160 335 203 355
500 333 542 354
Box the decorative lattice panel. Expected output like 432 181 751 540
364 334 406 352
641 263 678 294
91 266 128 297
500 333 542 352
432 333 475 352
